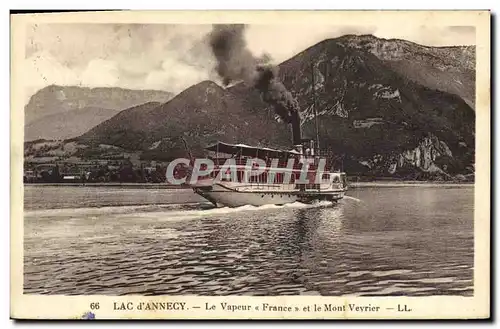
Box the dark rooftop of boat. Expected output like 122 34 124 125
205 141 301 158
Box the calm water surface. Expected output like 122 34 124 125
24 185 474 296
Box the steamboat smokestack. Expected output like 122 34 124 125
290 110 302 147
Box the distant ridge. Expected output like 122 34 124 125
24 85 174 141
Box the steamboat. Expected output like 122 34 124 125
186 104 348 208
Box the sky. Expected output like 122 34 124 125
24 24 475 103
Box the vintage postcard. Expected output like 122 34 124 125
10 10 490 320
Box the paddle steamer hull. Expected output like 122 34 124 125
193 182 346 207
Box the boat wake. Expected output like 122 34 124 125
342 195 363 203
128 201 336 221
25 200 335 221
24 202 211 219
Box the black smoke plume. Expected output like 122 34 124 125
209 24 300 124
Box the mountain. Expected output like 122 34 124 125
25 85 174 124
79 81 291 161
24 107 122 141
228 36 475 179
336 34 475 108
24 85 174 141
72 35 474 179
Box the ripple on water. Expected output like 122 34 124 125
24 186 474 296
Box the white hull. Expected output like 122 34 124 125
193 182 346 208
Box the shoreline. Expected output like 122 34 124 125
24 181 474 189
348 181 474 188
23 183 189 189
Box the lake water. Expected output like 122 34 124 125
23 185 474 296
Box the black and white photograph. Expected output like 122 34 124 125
10 10 490 320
